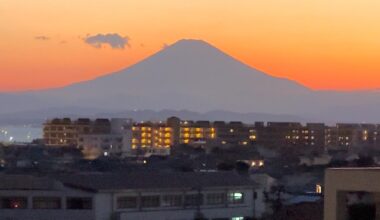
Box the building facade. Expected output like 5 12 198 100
0 172 262 220
131 121 173 156
43 117 380 157
324 168 380 220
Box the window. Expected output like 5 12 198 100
33 197 61 209
206 193 226 205
231 217 244 220
117 196 137 209
141 196 160 208
185 194 203 207
162 195 182 207
66 197 92 209
228 192 244 204
0 197 27 209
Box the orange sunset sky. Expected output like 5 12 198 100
1 0 380 92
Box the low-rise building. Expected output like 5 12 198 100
324 168 380 220
0 172 263 220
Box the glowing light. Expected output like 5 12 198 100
316 184 322 194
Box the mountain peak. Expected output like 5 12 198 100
170 38 211 47
165 39 220 54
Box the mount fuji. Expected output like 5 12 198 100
1 39 380 123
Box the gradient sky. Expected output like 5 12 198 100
1 0 380 92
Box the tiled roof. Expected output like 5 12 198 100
0 175 58 190
56 171 256 192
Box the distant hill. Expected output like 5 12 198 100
1 39 380 123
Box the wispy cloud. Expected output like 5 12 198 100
84 33 130 49
34 35 50 41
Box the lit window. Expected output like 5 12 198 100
232 217 244 220
316 184 322 194
0 197 27 209
228 192 244 204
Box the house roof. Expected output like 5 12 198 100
56 171 256 192
0 175 58 190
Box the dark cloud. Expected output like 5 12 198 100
84 33 130 49
35 36 50 41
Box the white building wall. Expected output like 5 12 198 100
94 193 113 220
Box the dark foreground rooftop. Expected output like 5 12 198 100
0 171 255 192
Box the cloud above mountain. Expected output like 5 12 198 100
84 33 130 49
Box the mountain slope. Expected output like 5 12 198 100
31 39 313 113
1 39 380 122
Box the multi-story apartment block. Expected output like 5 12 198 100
253 122 326 150
325 123 380 149
179 120 216 145
44 118 132 158
44 117 380 158
131 121 173 156
43 118 111 146
213 121 252 146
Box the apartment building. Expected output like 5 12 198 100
178 120 216 145
44 117 380 157
213 121 253 146
0 172 263 220
131 121 173 156
253 122 325 150
43 118 111 146
325 123 380 149
167 117 256 147
44 118 133 158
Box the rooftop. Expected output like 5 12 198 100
55 171 256 192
